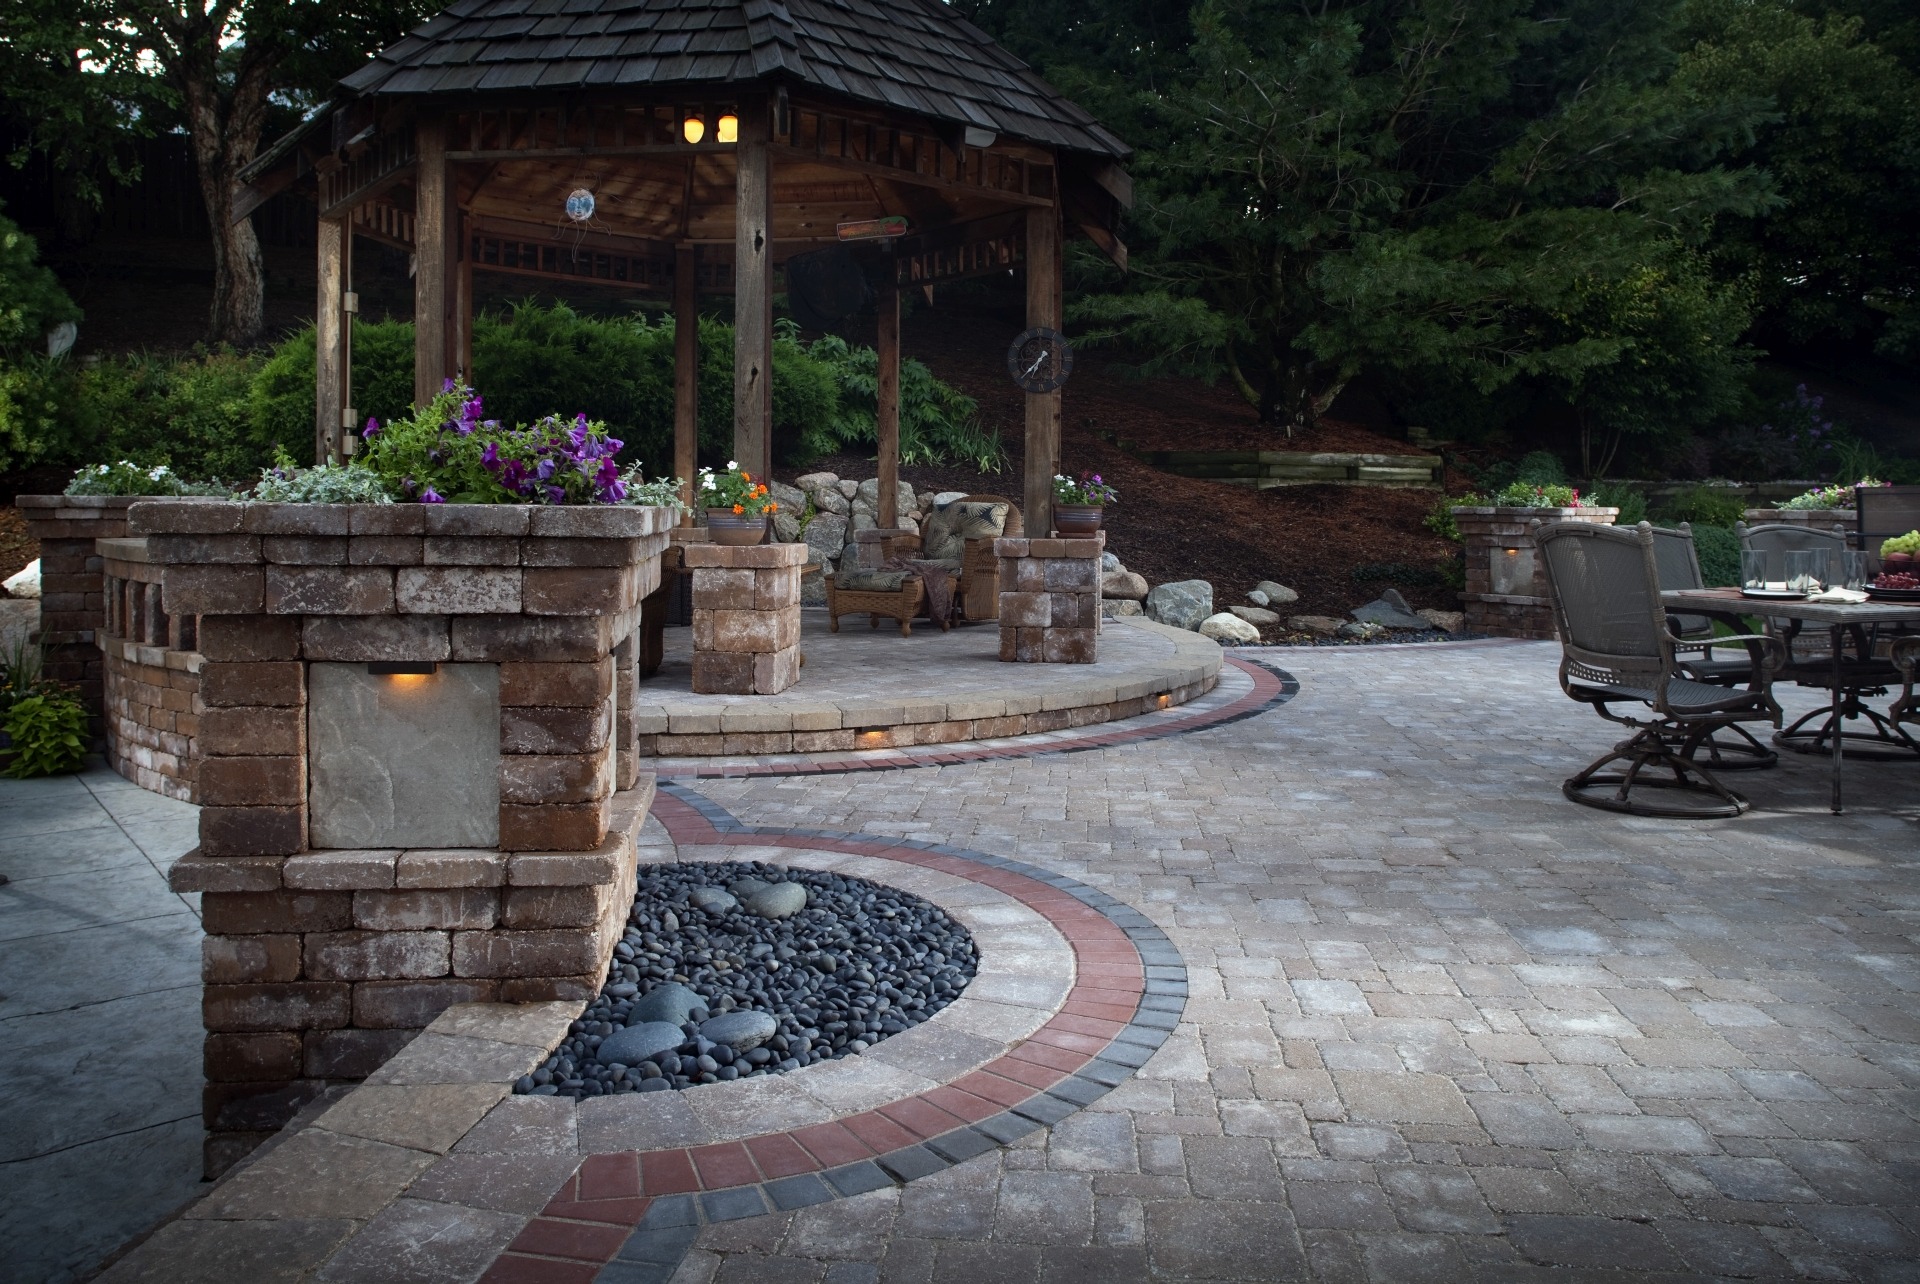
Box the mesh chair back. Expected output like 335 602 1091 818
1538 522 1670 670
1736 522 1848 581
1649 524 1711 639
1858 486 1920 558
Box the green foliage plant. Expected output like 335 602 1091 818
1692 523 1743 586
252 455 395 504
65 460 230 497
0 210 79 353
356 382 632 505
1659 484 1749 528
1491 482 1582 508
1585 481 1651 525
2 687 89 778
1775 479 1887 510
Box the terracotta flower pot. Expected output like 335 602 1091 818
706 509 767 546
1054 504 1104 536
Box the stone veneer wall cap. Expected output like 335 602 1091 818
681 542 808 569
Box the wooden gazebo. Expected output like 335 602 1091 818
240 0 1132 535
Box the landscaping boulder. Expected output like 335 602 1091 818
1145 579 1214 630
804 513 848 568
1247 590 1269 607
1101 552 1122 573
932 491 968 508
1200 612 1262 644
1229 605 1279 626
794 471 839 492
745 882 808 919
1101 570 1149 600
3 559 39 599
1255 580 1299 606
1288 615 1344 637
1339 620 1391 640
629 981 701 1025
1101 599 1143 618
1350 587 1428 630
838 480 859 498
595 1021 685 1067
1418 608 1466 633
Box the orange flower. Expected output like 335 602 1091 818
732 503 744 514
756 484 768 496
766 502 779 512
740 471 752 482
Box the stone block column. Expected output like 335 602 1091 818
14 495 140 738
1453 505 1618 639
995 532 1105 663
97 536 202 801
686 542 805 694
126 498 672 1175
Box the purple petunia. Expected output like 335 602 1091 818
419 486 445 503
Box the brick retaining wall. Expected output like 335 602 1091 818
97 536 201 800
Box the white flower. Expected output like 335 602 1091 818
727 460 738 470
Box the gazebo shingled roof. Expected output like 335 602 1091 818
338 0 1128 160
251 0 1131 538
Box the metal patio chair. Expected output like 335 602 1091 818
1538 521 1783 818
1648 523 1777 769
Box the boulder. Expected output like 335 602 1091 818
686 887 736 914
1101 599 1143 618
1229 605 1280 626
1247 590 1270 607
595 1021 685 1067
1338 620 1391 641
1145 579 1214 630
837 480 859 499
1288 615 1344 637
801 574 828 606
811 486 850 516
1199 612 1262 644
3 559 40 600
629 981 701 1025
1418 608 1466 633
1350 587 1428 631
745 882 808 919
727 876 771 901
932 491 968 508
699 1010 778 1053
1100 552 1123 573
1101 570 1149 600
794 471 839 492
772 508 802 543
768 480 806 514
804 513 848 568
1255 581 1298 606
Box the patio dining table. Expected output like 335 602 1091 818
1663 587 1920 813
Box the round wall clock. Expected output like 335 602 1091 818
1007 326 1073 393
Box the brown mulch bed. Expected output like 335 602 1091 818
0 508 36 587
800 300 1462 628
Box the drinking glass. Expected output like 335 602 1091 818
1784 550 1824 595
1741 550 1770 592
1842 550 1870 590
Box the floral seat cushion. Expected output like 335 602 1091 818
922 501 1009 563
835 558 962 593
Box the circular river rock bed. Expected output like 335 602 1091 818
516 861 978 1098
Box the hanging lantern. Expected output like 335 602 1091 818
682 114 705 144
564 189 596 222
716 112 739 144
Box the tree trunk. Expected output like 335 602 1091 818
179 63 270 345
1259 349 1347 437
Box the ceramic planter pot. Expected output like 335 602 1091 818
707 509 768 546
1054 504 1104 537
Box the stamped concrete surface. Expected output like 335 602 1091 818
0 764 203 1284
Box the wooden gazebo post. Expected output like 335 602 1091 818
1024 202 1063 537
673 245 699 518
876 277 900 531
733 97 773 482
314 215 352 464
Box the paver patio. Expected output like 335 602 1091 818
5 637 1918 1282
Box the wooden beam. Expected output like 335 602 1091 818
414 115 450 407
674 244 699 523
876 278 900 534
1023 203 1063 537
770 145 1052 209
316 217 346 464
734 97 774 484
452 210 473 383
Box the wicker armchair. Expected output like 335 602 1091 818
821 496 1023 634
953 494 1024 620
1538 520 1783 818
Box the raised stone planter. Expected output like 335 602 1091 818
685 542 805 694
122 497 671 1174
13 496 144 739
1743 508 1852 531
97 536 202 801
1452 505 1619 640
996 532 1104 662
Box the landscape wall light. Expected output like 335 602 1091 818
683 114 705 144
717 113 738 143
367 661 438 676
